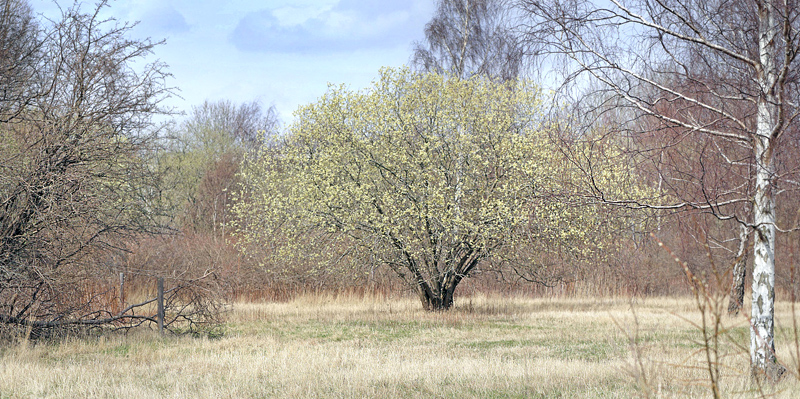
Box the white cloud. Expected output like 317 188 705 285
230 0 430 54
270 5 334 27
136 5 190 35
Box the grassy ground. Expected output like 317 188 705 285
1 294 800 398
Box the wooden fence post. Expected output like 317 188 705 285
119 272 125 311
157 277 164 336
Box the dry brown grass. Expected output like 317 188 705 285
1 294 799 398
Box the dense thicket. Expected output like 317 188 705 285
0 0 221 336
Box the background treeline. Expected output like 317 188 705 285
2 0 800 338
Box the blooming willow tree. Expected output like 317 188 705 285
234 68 614 310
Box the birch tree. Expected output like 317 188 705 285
518 0 800 379
412 0 523 80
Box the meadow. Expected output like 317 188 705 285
1 294 800 398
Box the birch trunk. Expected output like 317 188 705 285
750 1 784 378
750 133 779 377
728 224 748 316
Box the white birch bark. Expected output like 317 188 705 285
750 0 784 379
750 129 779 377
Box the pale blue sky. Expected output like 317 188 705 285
31 0 436 121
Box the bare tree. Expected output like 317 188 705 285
0 1 219 336
412 0 523 80
181 99 279 151
0 0 42 121
518 0 800 379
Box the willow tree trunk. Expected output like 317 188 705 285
417 273 462 311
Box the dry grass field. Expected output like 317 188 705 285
2 294 800 398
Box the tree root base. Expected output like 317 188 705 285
751 362 787 384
